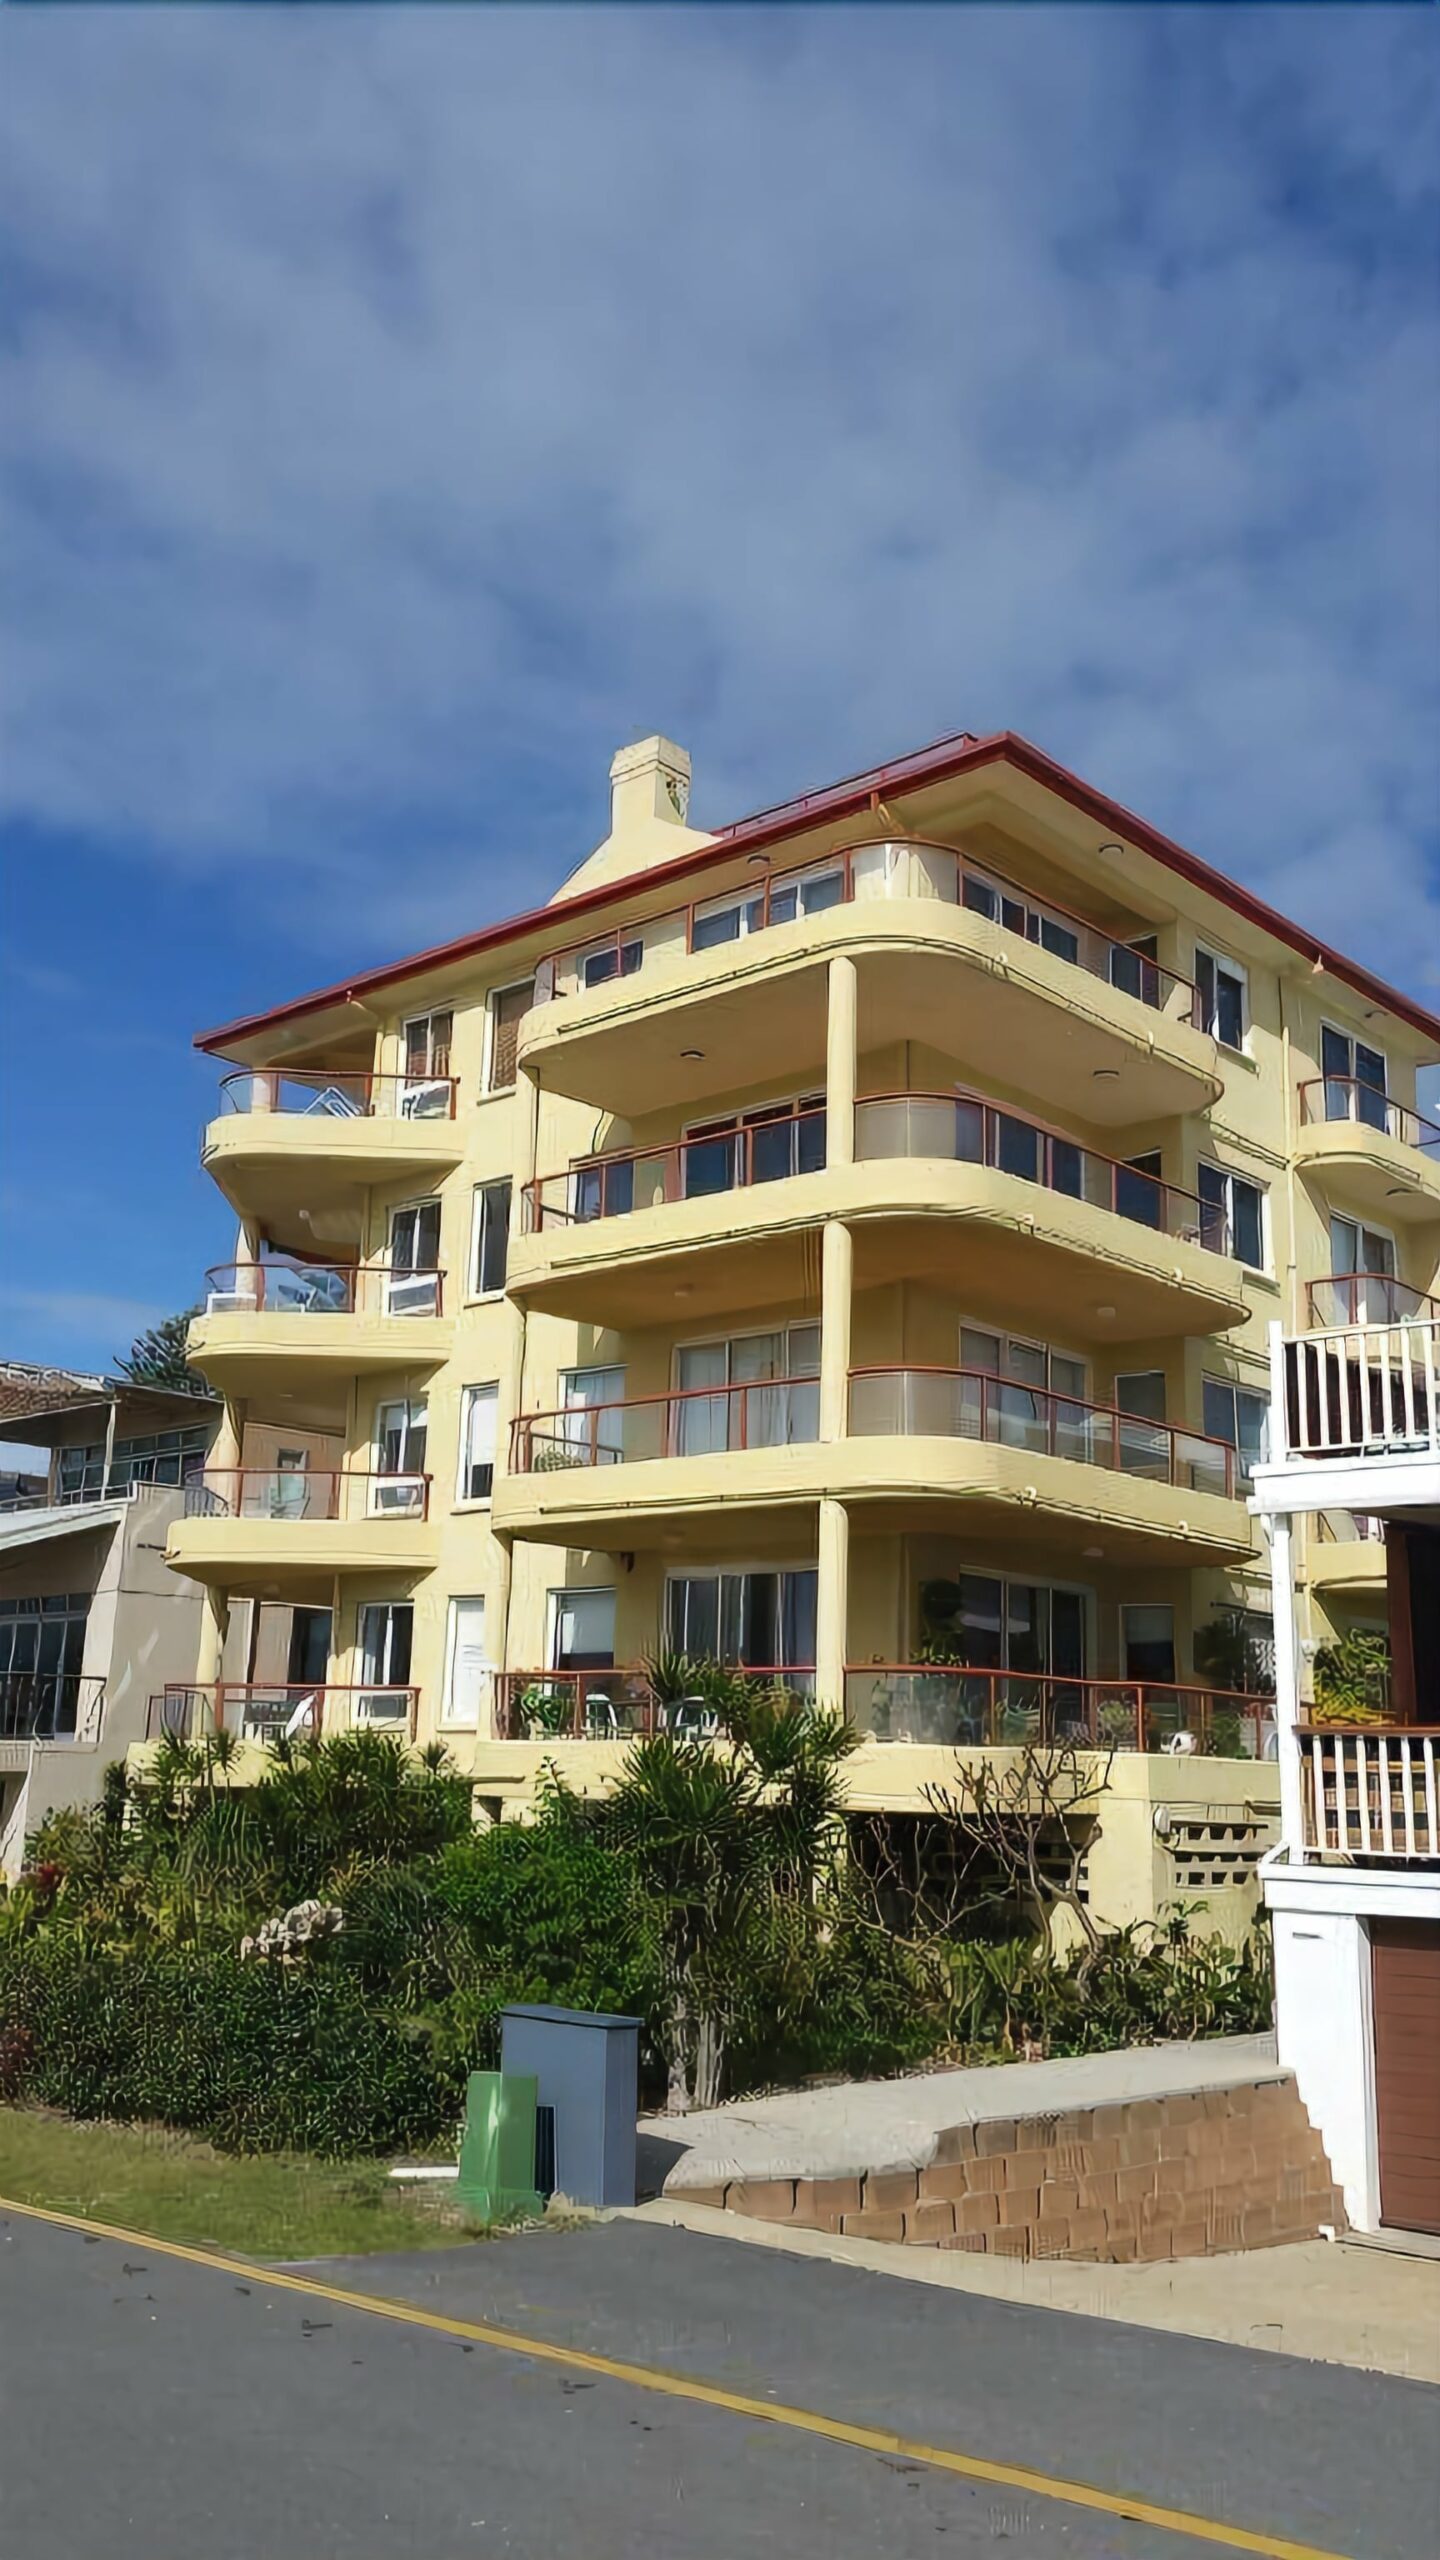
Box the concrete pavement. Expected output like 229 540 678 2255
2 2198 1436 2558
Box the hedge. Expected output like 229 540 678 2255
0 1941 467 2158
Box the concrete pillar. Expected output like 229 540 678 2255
193 1588 230 1720
492 1531 515 1738
816 1496 850 1715
1268 1512 1306 1855
820 1220 853 1442
825 956 857 1169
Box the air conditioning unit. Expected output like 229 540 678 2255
386 1271 439 1318
371 1476 424 1518
206 1287 258 1315
399 1079 451 1120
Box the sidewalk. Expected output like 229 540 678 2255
630 2198 1440 2384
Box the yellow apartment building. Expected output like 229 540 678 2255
164 727 1440 1936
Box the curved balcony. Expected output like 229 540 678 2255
188 1262 452 1398
509 1092 1249 1339
1308 1512 1387 1599
520 837 1220 1124
201 1071 463 1252
165 1467 435 1594
1305 1274 1440 1328
494 1365 1252 1566
844 1666 1273 1757
1294 1080 1440 1225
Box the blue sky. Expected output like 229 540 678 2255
2 7 1437 1380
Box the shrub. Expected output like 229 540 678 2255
0 1940 465 2157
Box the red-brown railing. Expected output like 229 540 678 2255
848 1367 1237 1498
533 836 1201 1024
148 1683 419 1742
1298 1079 1440 1160
845 1667 1273 1756
1305 1274 1440 1329
182 1469 431 1523
525 1102 826 1231
493 1666 816 1739
512 1374 821 1472
216 1068 458 1121
200 1262 446 1318
525 1089 1223 1253
854 1092 1220 1247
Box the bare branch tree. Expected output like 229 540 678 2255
918 1742 1116 1974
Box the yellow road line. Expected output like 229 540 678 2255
1 2190 1353 2560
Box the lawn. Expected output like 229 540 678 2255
0 2105 492 2260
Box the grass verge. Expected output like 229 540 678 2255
0 2104 493 2260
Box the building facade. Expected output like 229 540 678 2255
165 728 1440 1936
1252 1312 1440 2238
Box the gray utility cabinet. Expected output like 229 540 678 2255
499 2004 642 2209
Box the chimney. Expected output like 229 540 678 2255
608 736 692 835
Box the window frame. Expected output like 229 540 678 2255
455 1381 500 1506
484 980 535 1094
441 1594 490 1728
468 1178 513 1298
1195 945 1249 1051
547 1584 619 1672
1198 1158 1267 1270
1200 1375 1271 1486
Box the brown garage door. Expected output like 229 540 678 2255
1372 1919 1440 2235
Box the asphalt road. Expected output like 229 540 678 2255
1 2205 1435 2559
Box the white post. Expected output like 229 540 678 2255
820 1220 853 1443
1269 1511 1306 1857
817 1496 850 1714
826 956 857 1169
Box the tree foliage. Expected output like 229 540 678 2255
114 1307 206 1393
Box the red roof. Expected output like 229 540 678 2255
197 728 1440 1053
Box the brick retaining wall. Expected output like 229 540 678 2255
672 2076 1345 2262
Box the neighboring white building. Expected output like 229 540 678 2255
1251 1311 1440 2239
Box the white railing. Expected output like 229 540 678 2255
1298 1726 1440 1859
1275 1318 1440 1462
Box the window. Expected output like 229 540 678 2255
1202 1378 1270 1485
956 1328 1089 1461
690 862 844 952
1198 1161 1265 1267
919 1573 1087 1682
1116 1150 1164 1231
373 1398 427 1512
457 1384 499 1502
1114 1372 1167 1423
443 1597 490 1727
1195 947 1247 1049
1109 933 1161 1010
486 982 533 1092
0 1593 90 1737
962 867 1078 968
579 936 643 991
56 1423 209 1502
287 1608 331 1686
404 1011 452 1078
558 1365 626 1462
673 1326 820 1457
388 1200 442 1311
354 1602 413 1720
549 1587 617 1671
1328 1214 1397 1319
470 1179 512 1295
665 1568 817 1679
1122 1604 1175 1683
1321 1025 1388 1131
682 1095 825 1198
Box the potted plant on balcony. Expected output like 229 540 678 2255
519 1681 575 1739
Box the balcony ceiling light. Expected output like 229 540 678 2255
1092 1067 1121 1082
1385 1186 1411 1199
681 1048 705 1060
1094 1303 1117 1320
1083 1546 1104 1559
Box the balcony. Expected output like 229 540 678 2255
148 1682 418 1743
495 1365 1252 1566
1294 1080 1440 1225
1296 1724 1440 1861
510 1091 1248 1339
201 1070 464 1251
1309 1511 1388 1598
1306 1275 1440 1329
188 1261 452 1396
844 1667 1273 1757
0 1672 105 1770
492 1666 813 1740
520 837 1220 1124
166 1468 435 1593
1280 1318 1438 1465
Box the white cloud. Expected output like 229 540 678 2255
0 8 1436 993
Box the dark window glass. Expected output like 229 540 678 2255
1118 1153 1164 1230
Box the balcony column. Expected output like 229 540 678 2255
816 1495 849 1715
820 1219 853 1442
491 1529 514 1714
1268 1511 1306 1855
193 1587 230 1700
825 955 857 1170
